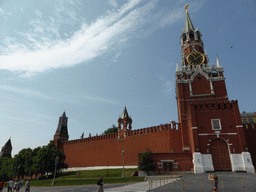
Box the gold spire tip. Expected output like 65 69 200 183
184 4 189 12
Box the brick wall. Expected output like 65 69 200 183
62 123 182 167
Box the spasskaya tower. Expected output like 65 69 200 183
175 5 254 173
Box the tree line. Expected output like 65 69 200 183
0 142 67 180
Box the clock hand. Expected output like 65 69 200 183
191 55 197 60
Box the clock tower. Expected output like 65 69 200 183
176 6 254 173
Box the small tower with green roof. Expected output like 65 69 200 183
118 105 132 139
53 111 69 149
0 138 12 158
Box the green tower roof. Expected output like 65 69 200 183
4 139 12 148
184 10 195 33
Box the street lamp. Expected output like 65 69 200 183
121 150 125 178
107 161 109 177
17 165 20 181
51 156 59 186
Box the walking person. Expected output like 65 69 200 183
208 174 219 192
7 179 14 192
16 180 22 192
24 180 30 192
97 176 104 192
12 181 17 192
0 180 4 192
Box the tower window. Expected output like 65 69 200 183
189 33 194 39
201 125 203 129
200 105 203 111
206 105 209 110
230 103 233 110
224 104 227 110
211 119 222 130
194 105 197 111
212 104 215 110
218 104 221 110
212 71 218 77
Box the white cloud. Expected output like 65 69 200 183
65 94 119 105
0 7 11 18
108 0 118 8
0 114 51 125
0 0 193 77
0 85 53 100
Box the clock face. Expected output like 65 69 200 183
187 52 205 66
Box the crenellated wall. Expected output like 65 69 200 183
62 123 182 167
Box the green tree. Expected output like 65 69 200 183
13 148 32 179
103 124 118 135
29 146 41 178
0 157 14 179
35 142 67 176
138 149 155 175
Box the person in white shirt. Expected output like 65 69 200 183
7 179 14 192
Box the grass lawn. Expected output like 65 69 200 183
29 168 145 187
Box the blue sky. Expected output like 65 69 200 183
0 0 255 155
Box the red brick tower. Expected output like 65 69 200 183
176 6 254 173
53 111 69 149
118 105 132 139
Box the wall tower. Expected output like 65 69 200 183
0 138 12 158
118 105 132 139
53 111 69 149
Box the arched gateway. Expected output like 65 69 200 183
211 138 232 171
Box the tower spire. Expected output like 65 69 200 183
184 4 195 33
176 60 180 72
216 55 223 68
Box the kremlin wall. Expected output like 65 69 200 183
62 122 193 172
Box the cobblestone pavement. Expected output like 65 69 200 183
148 172 256 192
3 172 256 192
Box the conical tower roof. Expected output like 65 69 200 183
62 111 66 117
184 5 195 33
121 105 129 119
4 139 12 148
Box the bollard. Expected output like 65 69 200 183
241 177 244 188
160 179 161 186
151 180 153 189
149 180 150 189
221 179 225 189
201 180 204 190
164 179 166 190
182 180 185 190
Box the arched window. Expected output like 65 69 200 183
189 32 194 39
212 71 218 77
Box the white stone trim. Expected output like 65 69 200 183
236 125 243 128
161 160 174 163
191 65 209 81
191 127 198 129
198 133 237 136
193 152 204 173
230 152 255 173
201 154 214 172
